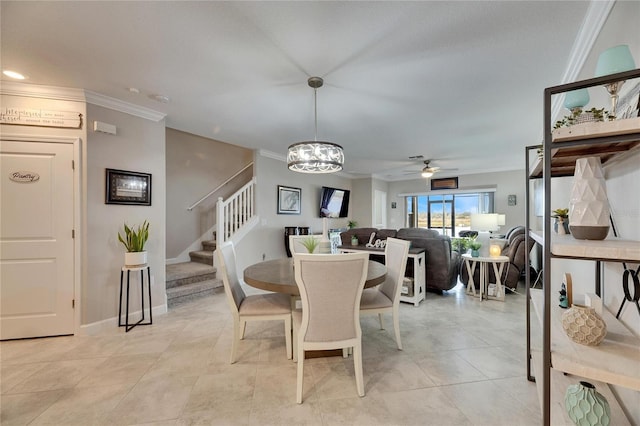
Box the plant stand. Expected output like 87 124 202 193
119 265 152 332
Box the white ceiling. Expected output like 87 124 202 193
1 1 595 180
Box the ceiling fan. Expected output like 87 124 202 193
403 159 457 179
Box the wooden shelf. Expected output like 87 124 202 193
528 231 640 263
530 289 640 391
552 117 640 142
530 351 631 425
529 117 640 178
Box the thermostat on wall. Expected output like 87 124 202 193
93 121 117 135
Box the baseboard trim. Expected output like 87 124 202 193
78 304 168 336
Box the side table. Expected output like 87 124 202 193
339 246 426 306
461 254 509 301
119 265 152 332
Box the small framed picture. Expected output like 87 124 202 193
430 177 458 190
277 185 301 215
616 80 640 119
105 168 152 206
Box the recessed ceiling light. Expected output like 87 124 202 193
128 87 140 94
3 70 27 80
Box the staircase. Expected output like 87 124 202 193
165 238 222 308
166 176 257 308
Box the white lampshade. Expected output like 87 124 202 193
470 213 500 232
497 214 506 226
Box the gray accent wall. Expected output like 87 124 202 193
165 128 253 259
85 104 166 325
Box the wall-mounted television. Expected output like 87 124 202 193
319 186 350 218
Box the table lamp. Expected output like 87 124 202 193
594 44 636 119
470 213 499 257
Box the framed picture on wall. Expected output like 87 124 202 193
277 185 301 214
617 80 640 119
105 168 152 206
430 177 458 190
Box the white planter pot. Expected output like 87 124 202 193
125 251 148 267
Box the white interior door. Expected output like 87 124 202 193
1 140 75 339
374 190 387 228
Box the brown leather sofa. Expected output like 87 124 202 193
459 226 535 290
340 227 461 292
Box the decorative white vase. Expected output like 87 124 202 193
125 251 148 267
569 157 610 240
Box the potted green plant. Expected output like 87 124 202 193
347 220 358 229
451 237 470 253
118 220 149 266
469 240 482 258
300 235 319 253
552 208 570 235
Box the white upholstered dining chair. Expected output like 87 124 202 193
292 252 370 403
359 237 410 350
216 241 292 364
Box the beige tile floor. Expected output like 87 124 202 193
1 282 541 425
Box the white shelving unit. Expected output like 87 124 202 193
525 68 640 426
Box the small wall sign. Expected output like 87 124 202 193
9 171 40 183
1 106 82 129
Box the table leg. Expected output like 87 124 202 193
147 267 153 325
118 269 124 327
479 262 486 301
491 262 506 301
125 269 131 331
465 259 478 297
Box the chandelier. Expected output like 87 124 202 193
287 77 344 173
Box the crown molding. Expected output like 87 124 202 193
85 90 166 122
551 0 615 121
0 81 86 101
1 82 166 122
258 149 286 162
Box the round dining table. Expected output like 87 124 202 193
243 258 386 295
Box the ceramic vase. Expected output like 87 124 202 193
471 249 480 258
569 157 610 240
554 217 570 235
125 251 147 267
561 304 607 346
564 381 611 426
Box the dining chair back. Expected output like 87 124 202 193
292 252 369 403
359 237 410 349
217 241 292 363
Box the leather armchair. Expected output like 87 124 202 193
396 228 461 292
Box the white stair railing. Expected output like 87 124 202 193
216 177 257 246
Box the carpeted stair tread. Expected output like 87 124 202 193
166 261 216 281
167 279 222 307
201 240 216 251
189 250 214 265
